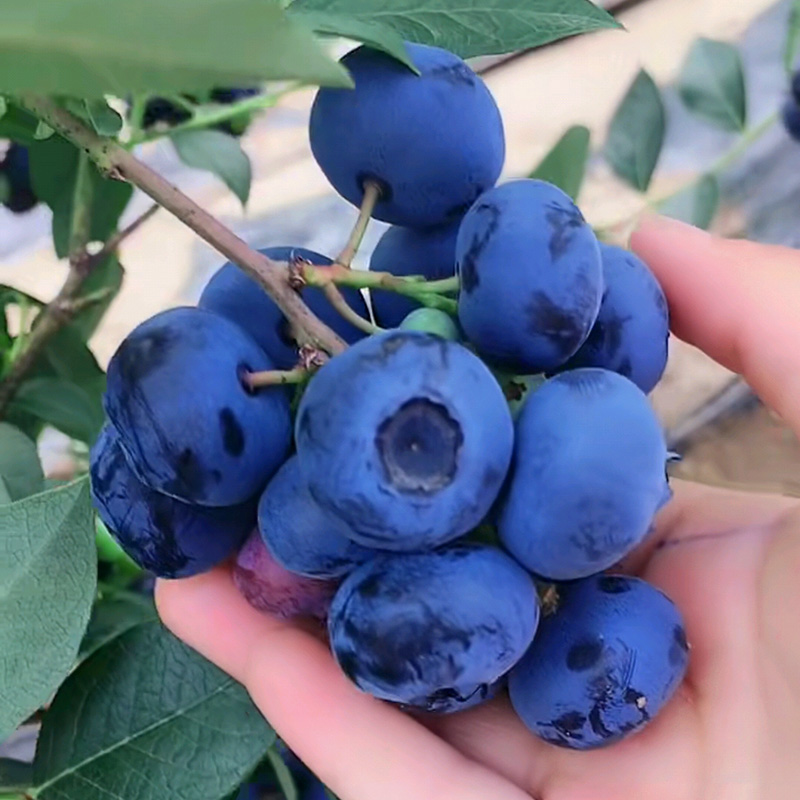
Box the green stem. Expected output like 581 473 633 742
68 150 94 262
246 366 311 388
128 88 293 146
336 180 382 267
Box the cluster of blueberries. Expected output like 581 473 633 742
783 69 800 141
91 42 689 754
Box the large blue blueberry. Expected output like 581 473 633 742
556 244 669 393
1 144 38 214
309 44 505 228
199 247 368 369
498 369 670 580
456 179 603 373
104 306 291 506
295 330 514 551
90 426 254 578
509 575 689 750
329 545 539 712
258 455 373 579
369 220 460 327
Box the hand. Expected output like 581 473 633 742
156 216 800 800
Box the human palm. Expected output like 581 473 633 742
157 217 800 800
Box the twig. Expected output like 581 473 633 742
246 366 312 388
322 283 382 334
16 94 347 357
0 203 160 416
336 180 382 268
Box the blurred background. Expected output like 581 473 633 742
1 0 798 495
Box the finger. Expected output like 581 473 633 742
630 215 800 434
155 570 530 800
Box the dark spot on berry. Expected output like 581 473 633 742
525 293 585 356
545 201 586 261
115 325 175 385
458 202 500 294
551 710 587 736
164 447 207 501
219 408 245 457
588 704 614 739
566 637 604 671
669 625 689 665
357 572 383 599
597 575 632 594
337 649 361 682
428 62 476 87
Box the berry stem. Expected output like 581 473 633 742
14 94 348 358
336 180 382 268
322 283 383 334
246 366 311 388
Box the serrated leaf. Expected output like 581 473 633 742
0 479 96 742
0 759 34 793
678 38 747 132
528 125 591 200
83 100 124 136
173 129 252 206
785 0 800 74
79 593 157 661
33 620 275 800
9 377 103 444
604 69 665 192
265 749 298 800
29 137 133 258
659 173 719 230
292 11 416 71
0 0 350 97
0 423 44 503
290 0 620 59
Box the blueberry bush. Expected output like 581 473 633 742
1 1 800 798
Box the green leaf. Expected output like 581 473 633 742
0 479 96 742
528 125 591 201
0 103 39 145
0 97 6 120
0 759 33 794
785 0 800 74
0 175 10 206
292 11 416 71
33 620 275 800
83 100 124 137
659 173 719 230
79 592 157 661
604 69 665 192
289 0 621 59
0 0 350 97
172 130 252 206
0 423 44 502
0 480 12 505
677 38 747 132
33 121 54 141
9 377 103 444
29 137 133 259
265 749 298 800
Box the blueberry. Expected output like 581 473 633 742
509 575 689 750
210 87 261 104
258 455 374 579
309 44 505 228
456 179 603 374
141 98 192 129
1 144 38 214
556 244 669 393
90 426 254 578
399 308 461 341
498 369 669 580
233 529 337 620
783 99 800 142
369 220 460 326
792 69 800 105
295 330 514 551
104 306 291 506
329 545 539 712
199 247 368 369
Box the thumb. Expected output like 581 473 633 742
630 215 800 435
